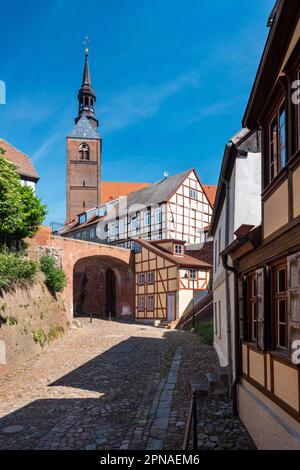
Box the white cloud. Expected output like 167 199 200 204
99 72 201 133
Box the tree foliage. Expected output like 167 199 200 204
0 147 47 244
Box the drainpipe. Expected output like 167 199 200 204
222 178 233 399
221 253 240 416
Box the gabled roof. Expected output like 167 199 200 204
0 138 39 180
100 181 150 203
137 238 211 269
125 169 193 210
68 114 100 139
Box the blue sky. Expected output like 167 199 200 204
0 0 274 223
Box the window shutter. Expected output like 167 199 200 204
238 276 248 341
256 267 265 351
287 252 300 353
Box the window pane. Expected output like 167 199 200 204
279 105 286 168
278 299 286 323
278 269 286 293
279 324 286 348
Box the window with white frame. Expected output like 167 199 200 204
190 189 197 200
119 219 125 236
147 294 154 311
155 207 162 224
138 295 145 311
175 244 183 255
190 269 197 280
144 210 151 227
137 273 145 285
147 271 154 284
130 215 137 231
110 222 118 237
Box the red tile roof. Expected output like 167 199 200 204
0 138 39 180
202 185 217 206
99 181 149 203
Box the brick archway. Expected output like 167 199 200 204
28 227 135 321
73 255 134 319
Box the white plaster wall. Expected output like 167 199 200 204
234 152 262 231
212 150 261 372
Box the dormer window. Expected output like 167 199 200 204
78 213 87 225
175 244 184 255
79 143 90 161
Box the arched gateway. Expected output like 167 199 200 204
28 227 135 321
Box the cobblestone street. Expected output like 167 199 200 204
0 319 254 450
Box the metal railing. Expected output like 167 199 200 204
176 292 213 330
183 388 198 450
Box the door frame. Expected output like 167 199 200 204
167 292 176 322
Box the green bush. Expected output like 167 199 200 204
0 252 37 291
48 325 64 342
33 329 46 347
194 320 214 346
40 255 67 293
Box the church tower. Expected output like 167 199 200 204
66 48 101 223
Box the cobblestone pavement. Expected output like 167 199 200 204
0 319 254 450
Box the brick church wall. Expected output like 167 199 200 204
66 138 101 222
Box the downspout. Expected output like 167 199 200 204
221 253 240 416
222 178 233 399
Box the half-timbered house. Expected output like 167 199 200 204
223 0 300 449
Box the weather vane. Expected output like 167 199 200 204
83 36 90 54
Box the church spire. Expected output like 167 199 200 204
76 48 98 127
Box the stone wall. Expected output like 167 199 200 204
0 274 69 371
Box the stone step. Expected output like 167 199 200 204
206 372 227 395
190 381 209 398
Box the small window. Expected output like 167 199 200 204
190 189 197 200
138 295 145 311
79 143 90 161
89 227 95 240
131 215 137 231
79 213 87 225
82 230 87 240
248 275 258 342
155 207 162 224
119 219 125 236
274 265 288 351
147 272 154 284
147 294 154 311
175 244 183 255
268 101 286 183
144 210 151 227
137 273 145 285
190 269 197 280
135 243 142 253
